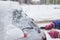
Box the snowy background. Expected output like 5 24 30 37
20 5 60 21
0 1 60 40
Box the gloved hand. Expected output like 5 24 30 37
45 23 54 30
48 30 60 38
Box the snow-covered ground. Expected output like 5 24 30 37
0 1 24 40
0 1 42 40
0 1 60 40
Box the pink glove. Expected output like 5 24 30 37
45 23 54 30
48 30 59 38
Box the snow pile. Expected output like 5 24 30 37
0 1 42 40
0 1 24 40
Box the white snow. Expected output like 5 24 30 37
0 1 60 40
0 1 24 40
20 5 60 21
